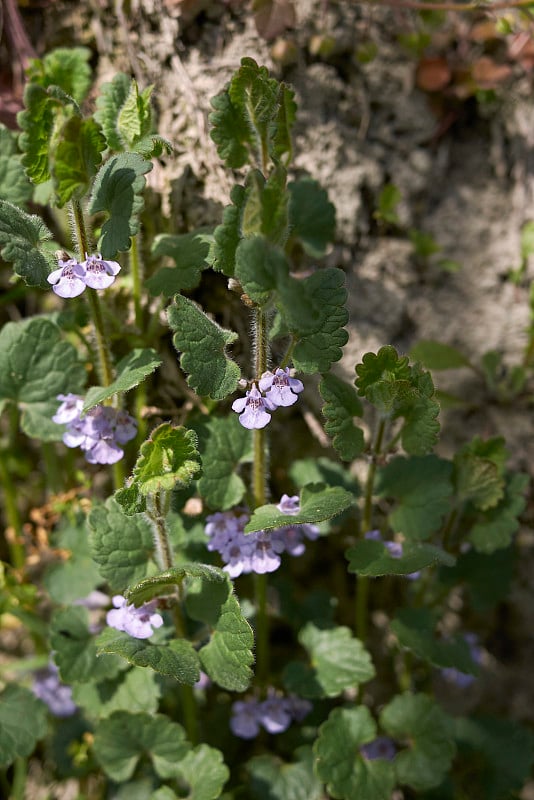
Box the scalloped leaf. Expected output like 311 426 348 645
117 81 154 150
186 575 254 691
83 348 162 411
248 747 323 800
26 47 92 104
0 317 86 440
125 563 226 607
0 125 33 207
92 711 190 782
283 623 375 698
0 685 48 767
453 436 508 511
87 497 157 593
377 455 453 540
346 539 454 576
319 373 364 461
206 184 246 276
241 165 289 246
72 666 162 720
468 472 529 553
167 294 241 400
391 608 479 673
245 482 354 533
94 72 132 151
194 414 253 510
314 706 395 800
89 152 153 257
51 116 106 206
147 230 213 295
174 744 230 800
50 606 122 684
96 629 200 684
0 201 55 287
288 177 336 257
380 693 456 791
128 423 201 495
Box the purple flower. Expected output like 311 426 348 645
285 694 313 722
365 530 420 580
47 258 87 298
249 531 281 574
441 633 482 688
277 494 300 515
205 511 281 576
360 736 397 761
230 692 312 739
259 368 304 408
52 393 84 424
82 253 121 290
270 495 320 557
54 397 137 465
32 663 77 717
230 698 263 739
232 384 276 429
106 595 164 639
258 691 292 734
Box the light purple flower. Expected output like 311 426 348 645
106 595 164 639
114 410 138 443
360 736 397 761
205 511 281 576
47 258 87 298
285 694 313 722
230 692 312 739
270 494 320 556
230 698 263 739
277 494 300 515
232 384 276 429
249 532 281 574
441 633 482 687
259 368 304 408
258 691 292 734
82 253 121 290
32 663 77 717
52 393 84 424
54 398 137 465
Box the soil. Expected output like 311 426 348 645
2 0 534 795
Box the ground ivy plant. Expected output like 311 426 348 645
0 49 533 800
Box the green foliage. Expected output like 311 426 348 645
356 346 440 454
377 455 453 539
439 547 514 611
50 606 122 684
193 414 253 509
467 472 529 553
83 348 162 410
248 747 323 800
453 436 507 511
167 294 241 400
52 116 106 206
284 623 374 698
147 231 213 295
319 373 364 461
380 693 456 791
96 629 201 684
87 498 157 593
206 184 246 276
89 152 153 257
73 667 162 720
0 200 55 287
314 706 395 800
173 744 230 800
126 422 201 496
0 125 33 206
287 177 336 257
241 166 289 246
346 538 454 577
26 47 92 104
245 482 354 533
125 563 226 606
0 317 86 440
374 183 401 225
0 685 48 767
409 339 471 370
391 608 479 673
43 518 102 603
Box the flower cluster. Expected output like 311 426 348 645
230 690 312 739
440 633 483 688
232 368 304 429
205 495 319 577
365 529 421 580
53 394 137 465
106 595 164 639
32 663 77 718
47 253 121 298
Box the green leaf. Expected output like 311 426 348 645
209 89 252 169
283 623 375 698
96 629 200 684
439 547 514 611
272 83 297 165
206 184 246 276
52 116 106 206
356 346 440 454
288 178 336 257
319 373 364 461
290 456 360 495
83 348 162 411
391 609 479 673
186 575 254 691
455 716 534 800
167 294 241 400
468 472 529 553
380 693 456 791
0 317 86 440
87 497 157 593
245 482 355 533
248 747 323 800
0 125 33 206
314 706 395 800
0 685 48 767
409 339 471 370
241 166 289 246
94 72 132 151
377 455 453 540
174 744 230 800
92 711 189 782
346 539 454 576
43 518 102 603
18 83 76 184
89 152 153 257
26 47 92 104
235 235 289 306
72 666 162 720
128 423 201 495
194 414 253 510
50 606 122 684
0 201 55 287
125 563 226 606
117 81 154 149
147 231 213 295
453 436 507 511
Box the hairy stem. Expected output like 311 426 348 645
0 443 25 569
147 491 174 571
129 234 144 330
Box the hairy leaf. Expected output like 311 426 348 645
346 538 454 576
129 423 201 495
453 436 508 511
96 630 200 685
18 83 76 184
241 165 289 246
51 116 106 206
468 472 529 553
206 184 246 276
125 563 226 607
0 685 48 767
245 482 354 533
83 348 162 411
167 294 240 399
319 373 364 460
94 72 132 151
50 606 121 684
288 177 336 257
73 666 161 720
147 231 213 295
0 125 33 206
26 47 92 104
0 201 55 287
194 414 253 509
248 747 323 800
174 745 230 800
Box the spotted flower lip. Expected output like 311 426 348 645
258 367 304 407
82 253 121 290
47 258 87 298
231 383 276 429
106 595 164 639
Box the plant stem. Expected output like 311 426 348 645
129 234 144 330
10 757 26 800
147 491 174 571
356 417 387 641
0 439 25 569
